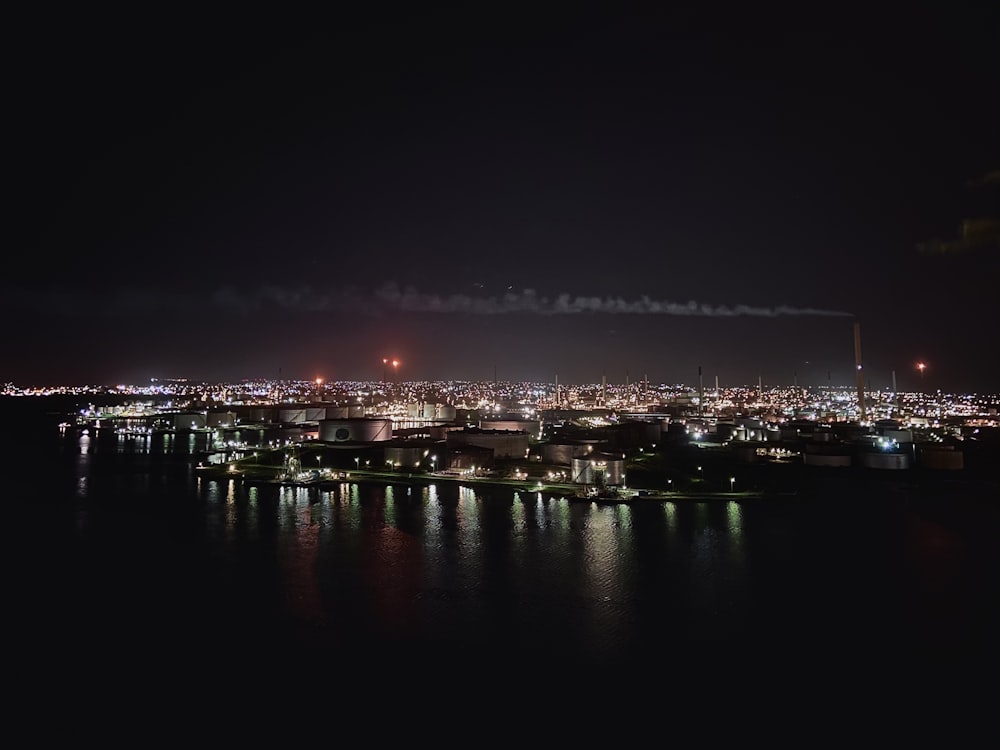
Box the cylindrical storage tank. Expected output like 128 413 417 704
803 442 852 467
207 410 237 428
231 406 254 423
383 444 425 469
305 407 327 422
641 422 662 443
326 406 349 419
447 429 529 459
881 429 913 443
803 452 852 467
405 402 456 421
448 445 495 470
319 418 393 442
541 442 584 465
480 420 541 437
251 407 276 423
732 427 748 441
429 425 464 440
279 408 307 423
919 445 964 470
168 412 207 430
570 452 625 486
779 425 799 441
435 404 457 420
716 423 735 441
858 451 911 470
833 424 872 442
348 404 366 418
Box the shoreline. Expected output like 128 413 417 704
201 464 775 502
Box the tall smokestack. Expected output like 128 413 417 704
854 320 866 421
698 365 704 416
555 373 559 408
601 374 606 406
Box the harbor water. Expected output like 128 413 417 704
4 397 998 723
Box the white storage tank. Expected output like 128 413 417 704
571 452 625 486
407 402 458 420
319 418 393 442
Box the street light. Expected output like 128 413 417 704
430 455 437 473
354 457 360 471
730 476 735 492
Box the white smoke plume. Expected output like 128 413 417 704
208 283 851 317
371 284 852 316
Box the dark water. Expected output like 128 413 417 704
4 397 998 730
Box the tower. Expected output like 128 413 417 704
698 365 704 417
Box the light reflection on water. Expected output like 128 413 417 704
7 410 1000 684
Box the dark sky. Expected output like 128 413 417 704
7 6 999 391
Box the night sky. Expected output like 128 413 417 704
7 7 999 392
